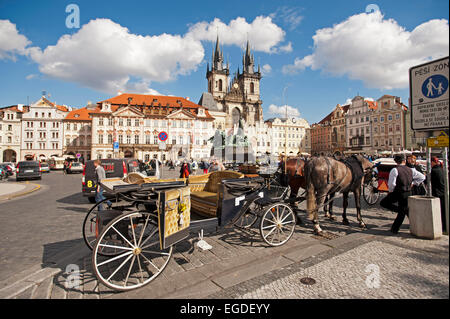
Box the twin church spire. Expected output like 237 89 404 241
206 36 260 76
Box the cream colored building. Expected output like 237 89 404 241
0 104 28 162
265 117 310 157
20 96 70 161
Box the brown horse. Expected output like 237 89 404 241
283 157 307 197
304 155 374 234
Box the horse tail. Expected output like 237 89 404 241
305 159 317 221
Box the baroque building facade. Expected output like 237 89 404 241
20 96 69 161
89 94 215 161
0 104 28 162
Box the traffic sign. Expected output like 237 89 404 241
113 141 119 152
427 131 449 148
158 131 168 142
410 56 449 130
76 153 81 158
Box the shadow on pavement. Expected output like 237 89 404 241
56 192 87 205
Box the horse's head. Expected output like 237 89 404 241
354 155 374 179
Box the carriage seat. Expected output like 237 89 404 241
188 171 244 217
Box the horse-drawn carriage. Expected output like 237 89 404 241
82 170 296 291
362 158 397 205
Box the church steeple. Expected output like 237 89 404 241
243 40 254 74
213 35 225 71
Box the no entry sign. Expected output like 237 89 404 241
158 131 168 142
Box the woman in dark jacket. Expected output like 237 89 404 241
431 157 446 233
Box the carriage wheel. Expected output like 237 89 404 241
234 202 259 229
82 198 136 255
260 203 296 247
363 178 380 205
92 211 172 291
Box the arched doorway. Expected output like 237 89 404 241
3 149 17 162
232 108 241 127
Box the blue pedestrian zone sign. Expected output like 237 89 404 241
113 141 119 152
422 74 448 99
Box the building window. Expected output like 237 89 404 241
127 119 132 127
67 123 70 130
396 113 400 120
145 154 150 162
250 82 254 94
172 137 176 145
118 135 123 143
108 118 113 126
146 135 151 144
119 119 123 126
126 135 131 144
396 125 400 132
73 123 77 130
98 135 103 144
388 115 393 121
108 134 113 144
218 79 223 91
154 136 158 144
135 119 139 126
134 135 139 144
99 118 103 126
396 137 401 145
380 116 384 122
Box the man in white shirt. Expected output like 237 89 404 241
380 154 425 234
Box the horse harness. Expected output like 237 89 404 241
323 155 364 191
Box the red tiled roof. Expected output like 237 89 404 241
96 93 213 119
0 105 30 113
98 94 201 108
64 106 98 121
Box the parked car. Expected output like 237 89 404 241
82 158 142 203
1 162 15 171
0 166 7 181
40 162 50 173
0 163 14 177
16 161 42 181
66 162 84 174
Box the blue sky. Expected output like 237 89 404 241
0 0 448 124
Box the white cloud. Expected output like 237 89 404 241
261 64 272 76
25 74 37 80
268 104 301 118
0 20 31 60
282 12 449 89
187 16 288 53
28 19 204 94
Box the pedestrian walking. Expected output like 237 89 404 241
380 154 425 234
93 159 112 211
63 161 68 175
180 160 192 178
201 159 210 174
430 156 446 233
406 155 426 195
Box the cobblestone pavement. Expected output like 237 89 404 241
218 237 449 299
1 167 448 299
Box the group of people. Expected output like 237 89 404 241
380 153 446 234
179 158 225 178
